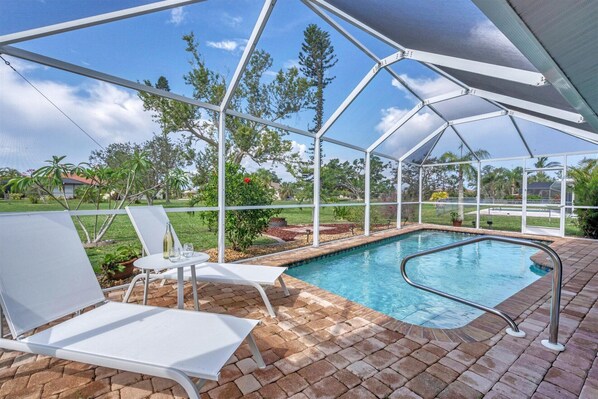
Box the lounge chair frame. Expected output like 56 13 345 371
0 212 265 399
124 206 289 316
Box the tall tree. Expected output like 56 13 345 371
292 24 337 200
142 133 191 203
440 145 489 220
532 157 561 182
299 24 338 134
139 33 311 176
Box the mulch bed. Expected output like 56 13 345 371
266 223 355 241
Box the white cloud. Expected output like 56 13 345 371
290 140 308 161
239 139 308 182
375 107 440 158
0 67 159 170
391 74 459 98
206 39 247 52
168 7 187 26
376 107 408 134
283 59 300 70
222 13 243 28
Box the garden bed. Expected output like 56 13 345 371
265 223 356 241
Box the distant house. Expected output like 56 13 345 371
526 182 553 198
52 174 94 199
270 182 282 200
525 180 572 203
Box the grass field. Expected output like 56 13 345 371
0 199 336 271
0 199 585 272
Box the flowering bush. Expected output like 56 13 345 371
429 191 449 201
198 163 278 251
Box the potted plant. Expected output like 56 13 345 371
450 211 463 227
100 244 141 280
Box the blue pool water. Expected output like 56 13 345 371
286 231 548 329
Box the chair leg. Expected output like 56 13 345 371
195 379 206 392
170 372 202 399
278 276 290 296
250 283 276 317
123 273 145 303
246 333 265 369
143 269 151 305
191 266 199 311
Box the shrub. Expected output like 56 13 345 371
333 206 350 220
8 193 23 200
429 191 449 201
569 159 598 238
198 163 278 251
99 244 140 277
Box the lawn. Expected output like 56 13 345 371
0 199 334 270
419 204 582 236
1 199 585 271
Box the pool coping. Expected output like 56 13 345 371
241 224 574 343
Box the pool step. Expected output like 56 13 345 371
401 306 448 326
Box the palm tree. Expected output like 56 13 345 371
167 168 191 201
9 155 84 208
533 157 561 182
440 145 489 220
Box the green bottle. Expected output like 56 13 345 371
163 222 173 259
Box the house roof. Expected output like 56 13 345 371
63 173 94 185
527 182 552 190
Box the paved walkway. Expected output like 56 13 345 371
1 225 597 398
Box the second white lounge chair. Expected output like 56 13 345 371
0 212 265 399
124 205 289 317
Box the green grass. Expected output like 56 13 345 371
1 199 586 271
419 204 582 236
0 199 280 271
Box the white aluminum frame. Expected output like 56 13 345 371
1 0 598 275
472 0 598 131
0 0 206 46
403 49 547 86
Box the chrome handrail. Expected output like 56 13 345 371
400 235 564 350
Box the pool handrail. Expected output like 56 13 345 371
400 235 565 351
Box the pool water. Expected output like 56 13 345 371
286 231 548 329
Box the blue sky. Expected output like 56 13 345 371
1 0 594 180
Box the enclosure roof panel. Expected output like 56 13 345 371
325 0 536 70
323 0 598 138
506 0 598 126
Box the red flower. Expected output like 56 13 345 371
243 177 251 184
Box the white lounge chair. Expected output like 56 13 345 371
0 212 265 399
124 206 289 317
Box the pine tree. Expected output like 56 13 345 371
293 24 337 201
299 24 338 135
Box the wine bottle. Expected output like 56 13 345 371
163 222 173 259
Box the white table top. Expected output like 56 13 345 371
133 252 210 271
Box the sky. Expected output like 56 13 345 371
1 0 595 181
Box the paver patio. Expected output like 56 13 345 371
1 225 597 398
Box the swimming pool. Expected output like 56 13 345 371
286 230 548 329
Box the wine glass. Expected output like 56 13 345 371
183 243 194 258
168 246 181 262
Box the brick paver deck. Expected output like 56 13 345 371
1 225 597 398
